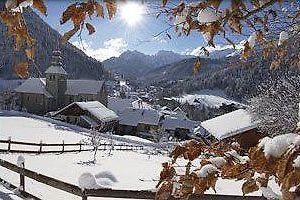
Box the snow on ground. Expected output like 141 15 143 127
0 110 87 143
171 90 242 109
0 184 24 200
116 135 153 144
0 150 167 199
0 110 171 150
0 110 280 199
0 150 276 199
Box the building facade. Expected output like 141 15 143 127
15 50 107 115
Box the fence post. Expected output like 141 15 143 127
82 189 87 200
7 137 11 152
62 140 65 153
17 156 25 192
79 142 82 152
39 140 43 153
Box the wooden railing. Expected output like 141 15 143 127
0 139 143 153
0 158 265 200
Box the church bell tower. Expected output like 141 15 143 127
45 50 68 110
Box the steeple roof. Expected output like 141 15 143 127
45 50 68 75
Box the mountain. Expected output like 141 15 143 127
203 48 239 59
0 4 107 80
145 34 300 101
103 50 192 78
143 57 226 82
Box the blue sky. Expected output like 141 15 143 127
38 1 244 61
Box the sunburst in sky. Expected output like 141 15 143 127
120 2 146 26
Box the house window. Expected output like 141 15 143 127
27 96 30 101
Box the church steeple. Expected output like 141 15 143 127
45 50 68 110
45 50 68 75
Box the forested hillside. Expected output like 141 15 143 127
146 36 300 101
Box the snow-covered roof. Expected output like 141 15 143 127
162 116 197 131
201 109 256 140
108 97 152 114
66 80 104 95
119 108 160 126
108 98 136 114
15 78 104 96
14 78 53 98
45 65 68 75
57 101 118 122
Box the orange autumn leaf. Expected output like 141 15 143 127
15 62 29 79
242 179 259 195
161 0 168 7
193 58 201 74
105 0 117 20
86 23 95 35
95 2 104 18
33 0 47 16
25 48 35 60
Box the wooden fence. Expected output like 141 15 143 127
0 139 143 154
0 158 265 200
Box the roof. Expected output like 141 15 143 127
108 97 152 114
45 65 68 75
56 101 118 122
14 78 53 98
108 98 136 114
162 116 197 131
201 109 256 140
119 108 160 126
0 80 25 92
15 78 104 96
65 80 104 95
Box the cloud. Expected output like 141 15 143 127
73 38 128 61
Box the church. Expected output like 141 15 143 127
15 50 108 115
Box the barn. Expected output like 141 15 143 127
117 108 161 139
200 109 263 150
53 101 118 131
161 116 198 140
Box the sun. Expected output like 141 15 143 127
120 2 146 26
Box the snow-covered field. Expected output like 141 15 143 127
0 110 87 143
0 151 167 199
170 89 242 109
0 110 274 199
0 150 275 199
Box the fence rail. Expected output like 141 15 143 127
0 139 144 153
0 158 265 200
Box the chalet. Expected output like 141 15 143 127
53 101 118 131
117 108 161 139
200 109 262 150
161 116 198 140
15 50 107 115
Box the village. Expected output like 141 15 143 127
0 49 271 200
0 49 261 149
